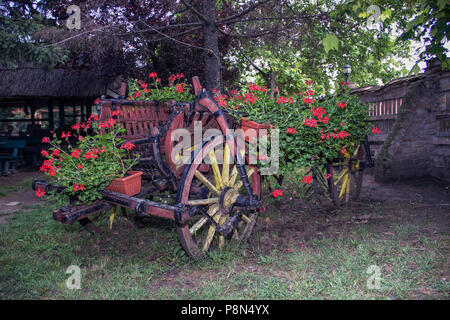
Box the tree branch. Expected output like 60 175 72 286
218 14 315 25
181 0 207 22
216 0 268 25
146 26 202 42
218 27 272 38
238 49 268 78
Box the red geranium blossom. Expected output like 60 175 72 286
61 131 71 139
41 150 49 157
71 149 82 159
272 189 283 197
372 127 381 134
302 176 313 184
120 142 135 151
337 101 347 109
73 183 86 192
304 117 317 128
304 97 316 104
41 137 50 144
35 187 46 197
286 127 297 134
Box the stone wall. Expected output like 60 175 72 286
353 60 450 182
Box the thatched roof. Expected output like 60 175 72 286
0 65 116 99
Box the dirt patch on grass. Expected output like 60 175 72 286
0 170 45 224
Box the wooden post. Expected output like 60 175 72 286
81 98 86 122
72 99 77 123
59 99 65 129
86 97 92 119
48 99 54 132
30 99 36 125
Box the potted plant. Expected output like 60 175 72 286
37 111 141 204
214 80 374 186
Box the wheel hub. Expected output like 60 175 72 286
219 187 240 212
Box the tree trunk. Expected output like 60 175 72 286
202 0 221 91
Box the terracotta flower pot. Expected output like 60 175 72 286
241 117 273 143
105 171 143 196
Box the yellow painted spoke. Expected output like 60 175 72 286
218 215 228 249
353 144 360 157
229 166 238 186
222 143 230 186
339 173 349 199
187 198 219 205
334 167 348 185
209 150 223 190
202 211 222 252
189 205 220 235
194 170 220 196
241 213 252 224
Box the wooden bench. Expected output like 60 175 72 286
0 139 26 176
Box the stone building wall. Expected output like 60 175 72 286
353 60 450 182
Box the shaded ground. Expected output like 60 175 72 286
0 170 449 299
0 171 44 225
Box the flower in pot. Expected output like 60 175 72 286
37 112 141 204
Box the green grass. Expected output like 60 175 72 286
0 175 448 299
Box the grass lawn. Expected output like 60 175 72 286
0 172 448 299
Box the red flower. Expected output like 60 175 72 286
120 142 135 151
304 117 317 128
100 147 107 153
51 149 60 157
41 150 49 157
112 110 122 116
71 149 81 159
277 96 289 104
61 131 71 139
286 127 297 134
306 80 312 85
94 99 100 105
71 123 81 130
337 101 347 109
341 148 346 154
175 84 184 93
89 114 99 121
85 151 98 159
304 97 316 104
326 173 332 180
77 164 83 169
372 127 381 134
149 72 157 78
35 187 46 197
302 176 313 184
73 183 86 192
272 189 283 198
41 137 50 144
305 90 314 96
156 78 161 82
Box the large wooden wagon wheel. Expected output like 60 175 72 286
176 134 261 259
310 143 365 208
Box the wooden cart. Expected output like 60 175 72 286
33 77 261 259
